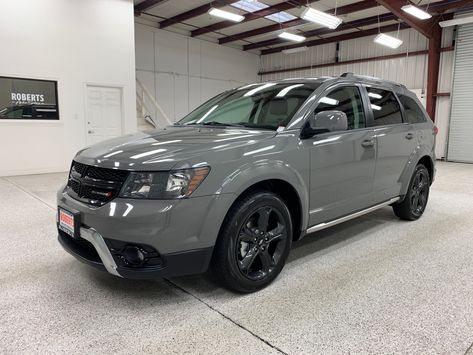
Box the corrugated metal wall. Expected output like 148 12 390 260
446 23 473 162
260 28 455 158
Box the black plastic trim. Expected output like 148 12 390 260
58 233 213 279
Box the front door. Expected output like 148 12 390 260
86 85 123 145
303 85 377 227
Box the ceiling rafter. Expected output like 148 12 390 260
134 0 169 15
244 13 396 51
261 22 410 55
158 0 236 29
375 0 440 38
191 0 315 38
250 0 464 53
218 0 377 45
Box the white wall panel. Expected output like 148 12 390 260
0 0 136 176
135 23 259 123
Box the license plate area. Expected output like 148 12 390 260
58 207 80 239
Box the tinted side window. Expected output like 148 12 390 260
314 86 365 130
398 95 427 124
366 88 403 126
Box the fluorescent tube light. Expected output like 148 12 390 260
278 31 306 42
301 7 342 29
401 4 432 20
374 33 403 49
208 8 244 22
282 46 308 54
440 15 473 28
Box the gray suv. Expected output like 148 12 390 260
57 74 436 292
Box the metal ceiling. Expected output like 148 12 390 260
134 0 473 54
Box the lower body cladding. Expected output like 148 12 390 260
57 187 235 279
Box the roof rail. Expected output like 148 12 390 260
339 72 406 89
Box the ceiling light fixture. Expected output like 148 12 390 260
301 7 342 29
374 33 403 49
208 8 244 22
278 31 306 42
282 46 308 54
401 4 432 20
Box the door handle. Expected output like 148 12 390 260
361 139 375 148
405 132 415 140
88 130 95 134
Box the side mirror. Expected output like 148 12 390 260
300 110 348 139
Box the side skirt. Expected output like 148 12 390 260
305 197 400 235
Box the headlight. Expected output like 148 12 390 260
119 167 210 199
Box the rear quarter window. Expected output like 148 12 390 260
399 95 427 124
366 87 403 126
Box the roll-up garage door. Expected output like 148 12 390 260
447 23 473 163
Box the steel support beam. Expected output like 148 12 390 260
259 47 453 75
426 26 442 121
261 23 409 55
219 0 377 44
159 0 236 29
244 13 396 51
244 0 460 51
191 0 313 37
375 0 440 38
134 0 168 14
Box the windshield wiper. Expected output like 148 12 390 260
235 122 278 131
200 121 244 127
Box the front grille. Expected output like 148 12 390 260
66 161 128 206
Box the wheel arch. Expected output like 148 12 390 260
399 151 435 198
226 179 305 242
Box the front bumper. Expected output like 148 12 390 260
58 229 213 279
57 186 236 279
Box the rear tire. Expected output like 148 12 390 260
393 164 430 221
211 191 292 293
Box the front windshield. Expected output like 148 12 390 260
177 82 320 130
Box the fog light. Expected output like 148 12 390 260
123 246 145 266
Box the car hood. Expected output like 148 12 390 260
74 126 276 170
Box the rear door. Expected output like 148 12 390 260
364 86 418 202
304 84 377 227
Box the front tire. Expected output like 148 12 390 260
211 191 292 293
393 164 430 220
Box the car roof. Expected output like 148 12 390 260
254 73 408 93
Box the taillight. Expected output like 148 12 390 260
433 126 439 135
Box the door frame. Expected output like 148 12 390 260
83 82 125 145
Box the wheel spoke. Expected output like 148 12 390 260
412 194 419 211
239 226 256 243
266 223 286 244
259 250 273 274
257 208 271 232
239 248 259 273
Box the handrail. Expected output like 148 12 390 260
136 78 172 127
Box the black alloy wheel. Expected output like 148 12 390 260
211 191 292 293
409 168 429 217
236 206 287 281
393 164 430 221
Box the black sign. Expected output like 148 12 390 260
0 76 59 120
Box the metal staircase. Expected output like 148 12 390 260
136 78 172 131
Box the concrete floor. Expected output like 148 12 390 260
1 161 473 354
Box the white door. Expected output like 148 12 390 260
86 86 123 145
